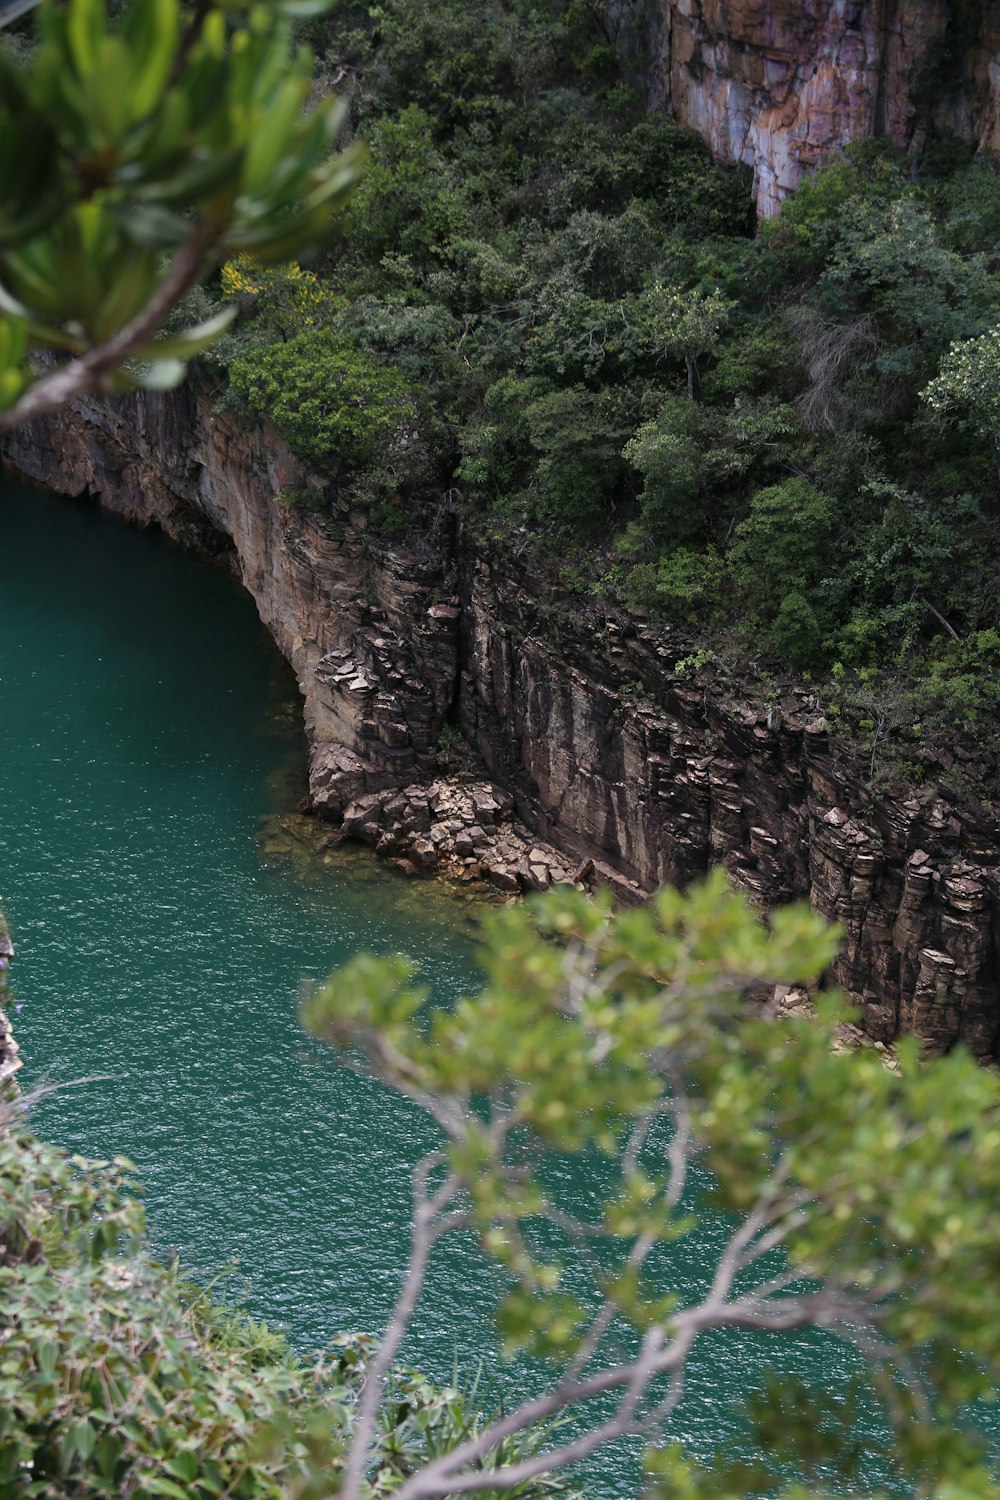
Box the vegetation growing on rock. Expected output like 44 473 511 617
187 0 1000 772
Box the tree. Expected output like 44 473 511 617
726 477 839 666
922 324 1000 480
633 283 733 401
0 0 364 428
300 872 1000 1499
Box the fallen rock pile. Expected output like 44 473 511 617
341 778 584 893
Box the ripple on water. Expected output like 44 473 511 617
1 477 929 1494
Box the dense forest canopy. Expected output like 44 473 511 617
182 0 1000 792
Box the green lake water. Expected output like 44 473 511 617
2 474 976 1494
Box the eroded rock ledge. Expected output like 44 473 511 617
3 386 999 1058
342 777 598 894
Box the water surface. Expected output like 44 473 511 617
0 477 957 1493
0 478 491 1359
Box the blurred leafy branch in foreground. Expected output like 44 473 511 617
0 0 364 427
295 871 1000 1500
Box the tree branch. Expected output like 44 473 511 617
0 226 218 433
916 594 961 643
340 1156 461 1499
383 1176 879 1500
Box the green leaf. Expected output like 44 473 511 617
139 357 187 389
137 304 237 360
163 1451 199 1483
122 0 179 120
66 0 106 77
145 1480 191 1499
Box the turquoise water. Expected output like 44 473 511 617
0 477 491 1362
1 475 966 1493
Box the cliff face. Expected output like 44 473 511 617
4 394 1000 1058
645 1 1000 215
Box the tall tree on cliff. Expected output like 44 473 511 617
0 0 363 429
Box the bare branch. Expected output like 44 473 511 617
389 1341 691 1500
564 1229 658 1384
916 593 962 643
663 1079 693 1214
344 1025 469 1138
380 1265 879 1500
341 1157 462 1499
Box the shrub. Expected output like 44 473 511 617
727 478 839 665
0 1128 340 1498
0 1124 578 1500
228 331 415 469
623 398 704 545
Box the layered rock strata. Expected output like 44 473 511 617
458 552 1000 1057
643 2 1000 215
4 389 999 1057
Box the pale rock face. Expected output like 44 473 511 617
646 1 1000 215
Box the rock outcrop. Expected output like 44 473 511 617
341 776 591 893
458 551 1000 1057
4 389 1000 1058
643 2 1000 215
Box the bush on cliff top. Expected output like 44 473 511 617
0 1120 575 1499
228 329 416 470
197 0 1000 759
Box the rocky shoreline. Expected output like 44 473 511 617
340 775 615 895
3 386 999 1058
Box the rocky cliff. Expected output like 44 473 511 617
643 1 1000 215
4 391 1000 1058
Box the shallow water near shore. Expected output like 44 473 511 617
1 474 971 1494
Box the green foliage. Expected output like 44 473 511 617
923 322 1000 448
816 195 996 389
0 1124 578 1499
618 543 722 621
918 628 1000 732
625 397 799 547
761 142 910 274
10 0 1000 750
727 479 839 666
631 281 733 397
936 152 1000 256
623 397 704 544
0 0 364 408
229 329 415 469
0 1129 331 1498
521 383 632 531
302 873 1000 1496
